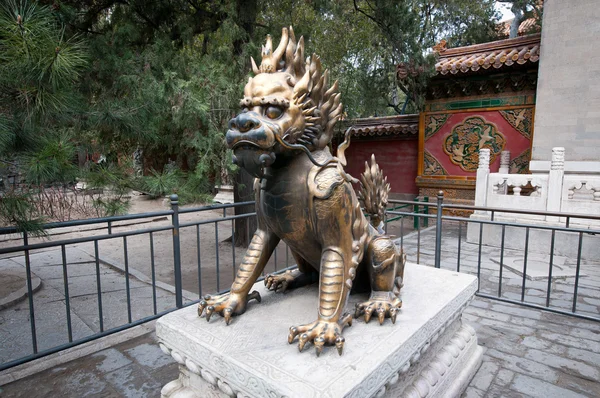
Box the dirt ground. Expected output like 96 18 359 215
0 192 416 299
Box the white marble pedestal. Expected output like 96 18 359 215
156 264 482 398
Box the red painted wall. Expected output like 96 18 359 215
345 139 419 195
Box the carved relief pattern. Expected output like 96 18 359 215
423 150 448 176
499 108 533 139
346 297 476 398
424 114 450 141
509 149 530 174
443 116 506 172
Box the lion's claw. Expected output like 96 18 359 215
223 308 233 325
335 336 345 356
288 314 352 356
205 306 215 322
264 271 294 293
197 290 262 324
355 292 402 325
247 290 261 303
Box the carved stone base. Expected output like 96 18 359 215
157 264 482 398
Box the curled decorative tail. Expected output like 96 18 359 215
358 155 390 233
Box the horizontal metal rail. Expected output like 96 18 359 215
441 214 600 235
0 201 254 235
475 293 600 323
179 212 257 228
0 225 175 255
0 211 174 235
388 198 600 221
178 201 255 215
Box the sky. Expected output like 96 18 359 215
495 2 515 22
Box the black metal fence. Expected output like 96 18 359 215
386 192 600 324
1 192 599 371
0 196 292 371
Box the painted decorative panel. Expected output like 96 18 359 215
422 107 533 177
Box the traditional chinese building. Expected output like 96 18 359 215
345 33 543 205
415 34 540 205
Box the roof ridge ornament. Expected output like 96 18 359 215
432 39 448 54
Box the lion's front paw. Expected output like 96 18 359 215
264 270 295 292
354 291 402 325
197 290 261 325
287 314 353 356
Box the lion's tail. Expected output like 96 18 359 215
357 154 390 233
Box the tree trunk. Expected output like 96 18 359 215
233 169 257 247
232 0 259 247
509 5 525 38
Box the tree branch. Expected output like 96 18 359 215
387 102 402 114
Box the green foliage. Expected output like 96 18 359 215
0 0 87 134
136 164 213 204
0 190 46 235
92 196 130 217
347 0 499 115
20 131 78 185
142 167 182 198
0 0 512 230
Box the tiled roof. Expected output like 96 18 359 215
347 114 418 138
498 17 540 38
434 34 541 76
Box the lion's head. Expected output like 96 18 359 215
226 27 343 178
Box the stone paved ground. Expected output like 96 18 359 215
0 247 191 366
0 294 598 398
398 221 600 320
0 221 599 397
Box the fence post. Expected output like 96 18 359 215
434 191 444 269
171 194 183 308
413 199 419 230
423 196 429 228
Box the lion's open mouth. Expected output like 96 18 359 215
230 141 263 150
226 127 276 151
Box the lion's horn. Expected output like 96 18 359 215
272 27 289 66
250 57 259 75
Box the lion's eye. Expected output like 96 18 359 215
265 106 283 119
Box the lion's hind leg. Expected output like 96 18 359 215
354 236 405 325
264 250 318 293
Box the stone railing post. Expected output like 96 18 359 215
546 147 565 222
498 150 510 194
474 149 490 214
499 150 510 174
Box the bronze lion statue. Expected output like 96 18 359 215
198 27 406 356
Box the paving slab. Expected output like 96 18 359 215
0 294 598 398
510 373 588 398
490 254 587 280
0 223 598 397
0 258 42 310
0 247 179 367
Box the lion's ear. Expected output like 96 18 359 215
292 55 342 150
